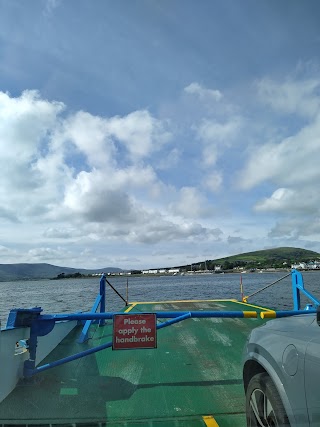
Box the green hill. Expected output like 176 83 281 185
181 247 320 271
214 247 320 264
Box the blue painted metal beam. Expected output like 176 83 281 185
39 310 257 322
77 293 102 343
261 308 317 319
99 274 106 326
24 307 319 378
26 312 192 377
157 312 192 329
25 339 114 377
291 269 320 310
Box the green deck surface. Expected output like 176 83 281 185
0 300 269 426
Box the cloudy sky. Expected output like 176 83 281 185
1 0 320 269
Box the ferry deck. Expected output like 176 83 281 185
0 299 270 427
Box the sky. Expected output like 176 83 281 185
1 0 320 270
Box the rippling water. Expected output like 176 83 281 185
1 271 320 327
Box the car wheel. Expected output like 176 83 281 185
246 372 290 427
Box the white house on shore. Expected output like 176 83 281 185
142 268 180 274
168 268 180 274
142 269 158 274
291 261 320 270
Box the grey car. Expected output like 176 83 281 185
243 313 320 427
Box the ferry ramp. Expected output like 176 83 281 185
0 299 270 426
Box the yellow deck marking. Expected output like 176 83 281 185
124 301 257 319
124 303 137 312
237 301 271 311
124 300 262 319
202 415 219 426
128 299 238 305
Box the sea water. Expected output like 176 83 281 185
1 271 320 327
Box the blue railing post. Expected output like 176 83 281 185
78 273 106 343
291 269 320 310
23 313 55 378
291 269 302 310
23 322 38 377
99 273 106 326
77 293 103 343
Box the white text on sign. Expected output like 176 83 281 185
113 313 157 350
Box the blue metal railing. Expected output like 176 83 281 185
21 309 258 378
291 269 320 310
77 293 103 343
78 273 129 343
9 269 320 378
78 274 106 343
243 269 320 310
260 308 317 319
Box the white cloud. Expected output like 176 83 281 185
0 90 64 164
43 227 84 239
60 164 163 225
257 77 320 118
156 148 181 170
105 165 158 191
0 207 19 222
123 219 223 244
182 83 244 168
107 110 171 159
227 235 250 244
0 91 171 226
3 71 320 270
27 247 72 262
184 82 222 102
62 111 116 167
198 118 242 143
0 245 16 255
0 90 66 216
234 73 320 246
197 117 243 167
268 217 320 240
169 187 214 219
201 144 219 167
63 170 137 223
255 188 297 213
256 186 320 240
204 171 223 193
44 0 60 15
198 117 242 166
0 89 231 269
239 113 320 190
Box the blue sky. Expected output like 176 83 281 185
1 0 320 269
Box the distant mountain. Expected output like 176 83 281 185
0 263 123 282
212 247 320 264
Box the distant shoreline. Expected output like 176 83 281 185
49 268 320 280
2 268 319 283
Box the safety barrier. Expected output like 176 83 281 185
242 269 320 312
11 308 256 378
7 270 320 379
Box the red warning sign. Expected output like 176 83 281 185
113 313 157 350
